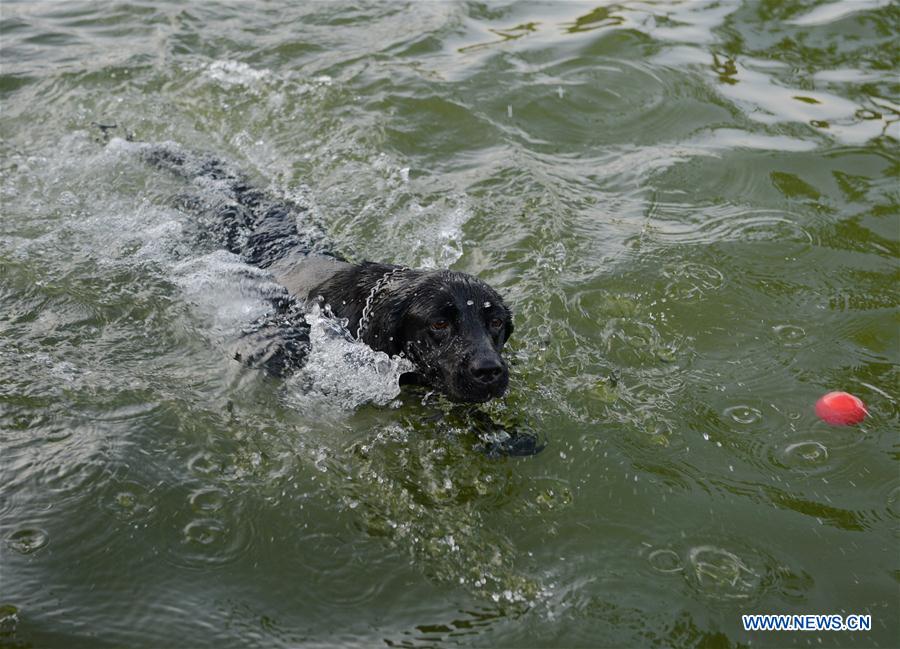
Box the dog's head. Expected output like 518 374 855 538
362 269 514 403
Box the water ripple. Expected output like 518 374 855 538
640 539 788 604
787 0 893 27
647 548 683 574
649 207 816 246
772 440 830 473
662 263 724 301
1 0 898 646
723 405 762 426
6 527 50 555
771 324 807 347
101 479 159 523
684 544 773 602
885 484 900 520
163 498 255 570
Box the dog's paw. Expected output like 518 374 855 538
479 432 546 458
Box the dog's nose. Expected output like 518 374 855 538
470 357 504 384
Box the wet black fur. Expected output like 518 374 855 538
142 143 515 404
312 263 514 402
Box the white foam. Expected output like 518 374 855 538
8 131 412 411
172 250 285 336
284 303 413 411
205 60 271 87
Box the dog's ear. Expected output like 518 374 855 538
360 290 411 357
503 316 515 345
502 305 515 345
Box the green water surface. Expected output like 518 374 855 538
1 1 898 648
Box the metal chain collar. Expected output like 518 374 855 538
355 266 409 341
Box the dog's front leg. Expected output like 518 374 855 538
233 306 311 378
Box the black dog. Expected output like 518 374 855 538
141 143 514 404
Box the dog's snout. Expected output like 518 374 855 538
470 357 504 383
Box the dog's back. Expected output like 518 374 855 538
141 142 340 271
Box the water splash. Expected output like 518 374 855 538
205 60 272 88
283 303 413 411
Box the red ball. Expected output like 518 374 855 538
815 391 867 426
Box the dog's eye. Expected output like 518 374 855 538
489 318 504 329
430 320 449 331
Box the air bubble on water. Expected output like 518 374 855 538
772 324 806 346
775 441 830 471
725 405 762 425
7 528 49 554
